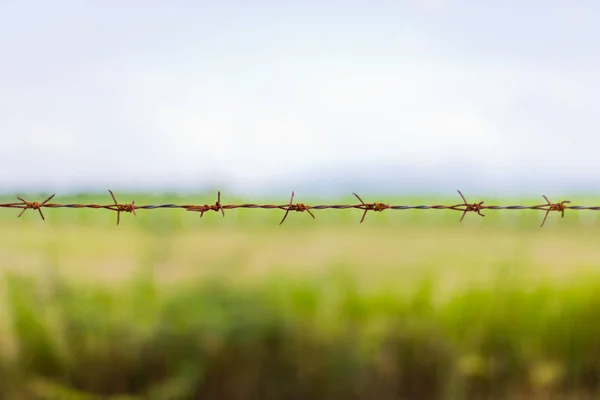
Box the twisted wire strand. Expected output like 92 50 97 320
0 189 594 227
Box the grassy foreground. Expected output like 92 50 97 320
1 193 600 399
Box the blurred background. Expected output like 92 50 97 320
1 1 600 196
2 2 600 399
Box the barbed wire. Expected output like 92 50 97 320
0 190 597 227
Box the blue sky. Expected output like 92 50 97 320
1 1 599 195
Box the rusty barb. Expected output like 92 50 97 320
107 190 136 225
279 191 315 225
15 193 56 220
187 191 225 219
0 189 588 227
453 190 485 222
353 193 389 223
535 196 571 228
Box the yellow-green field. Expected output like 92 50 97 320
1 193 600 399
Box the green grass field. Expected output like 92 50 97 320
1 192 600 399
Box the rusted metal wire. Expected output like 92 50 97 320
0 189 596 227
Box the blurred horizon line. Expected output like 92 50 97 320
2 161 599 198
